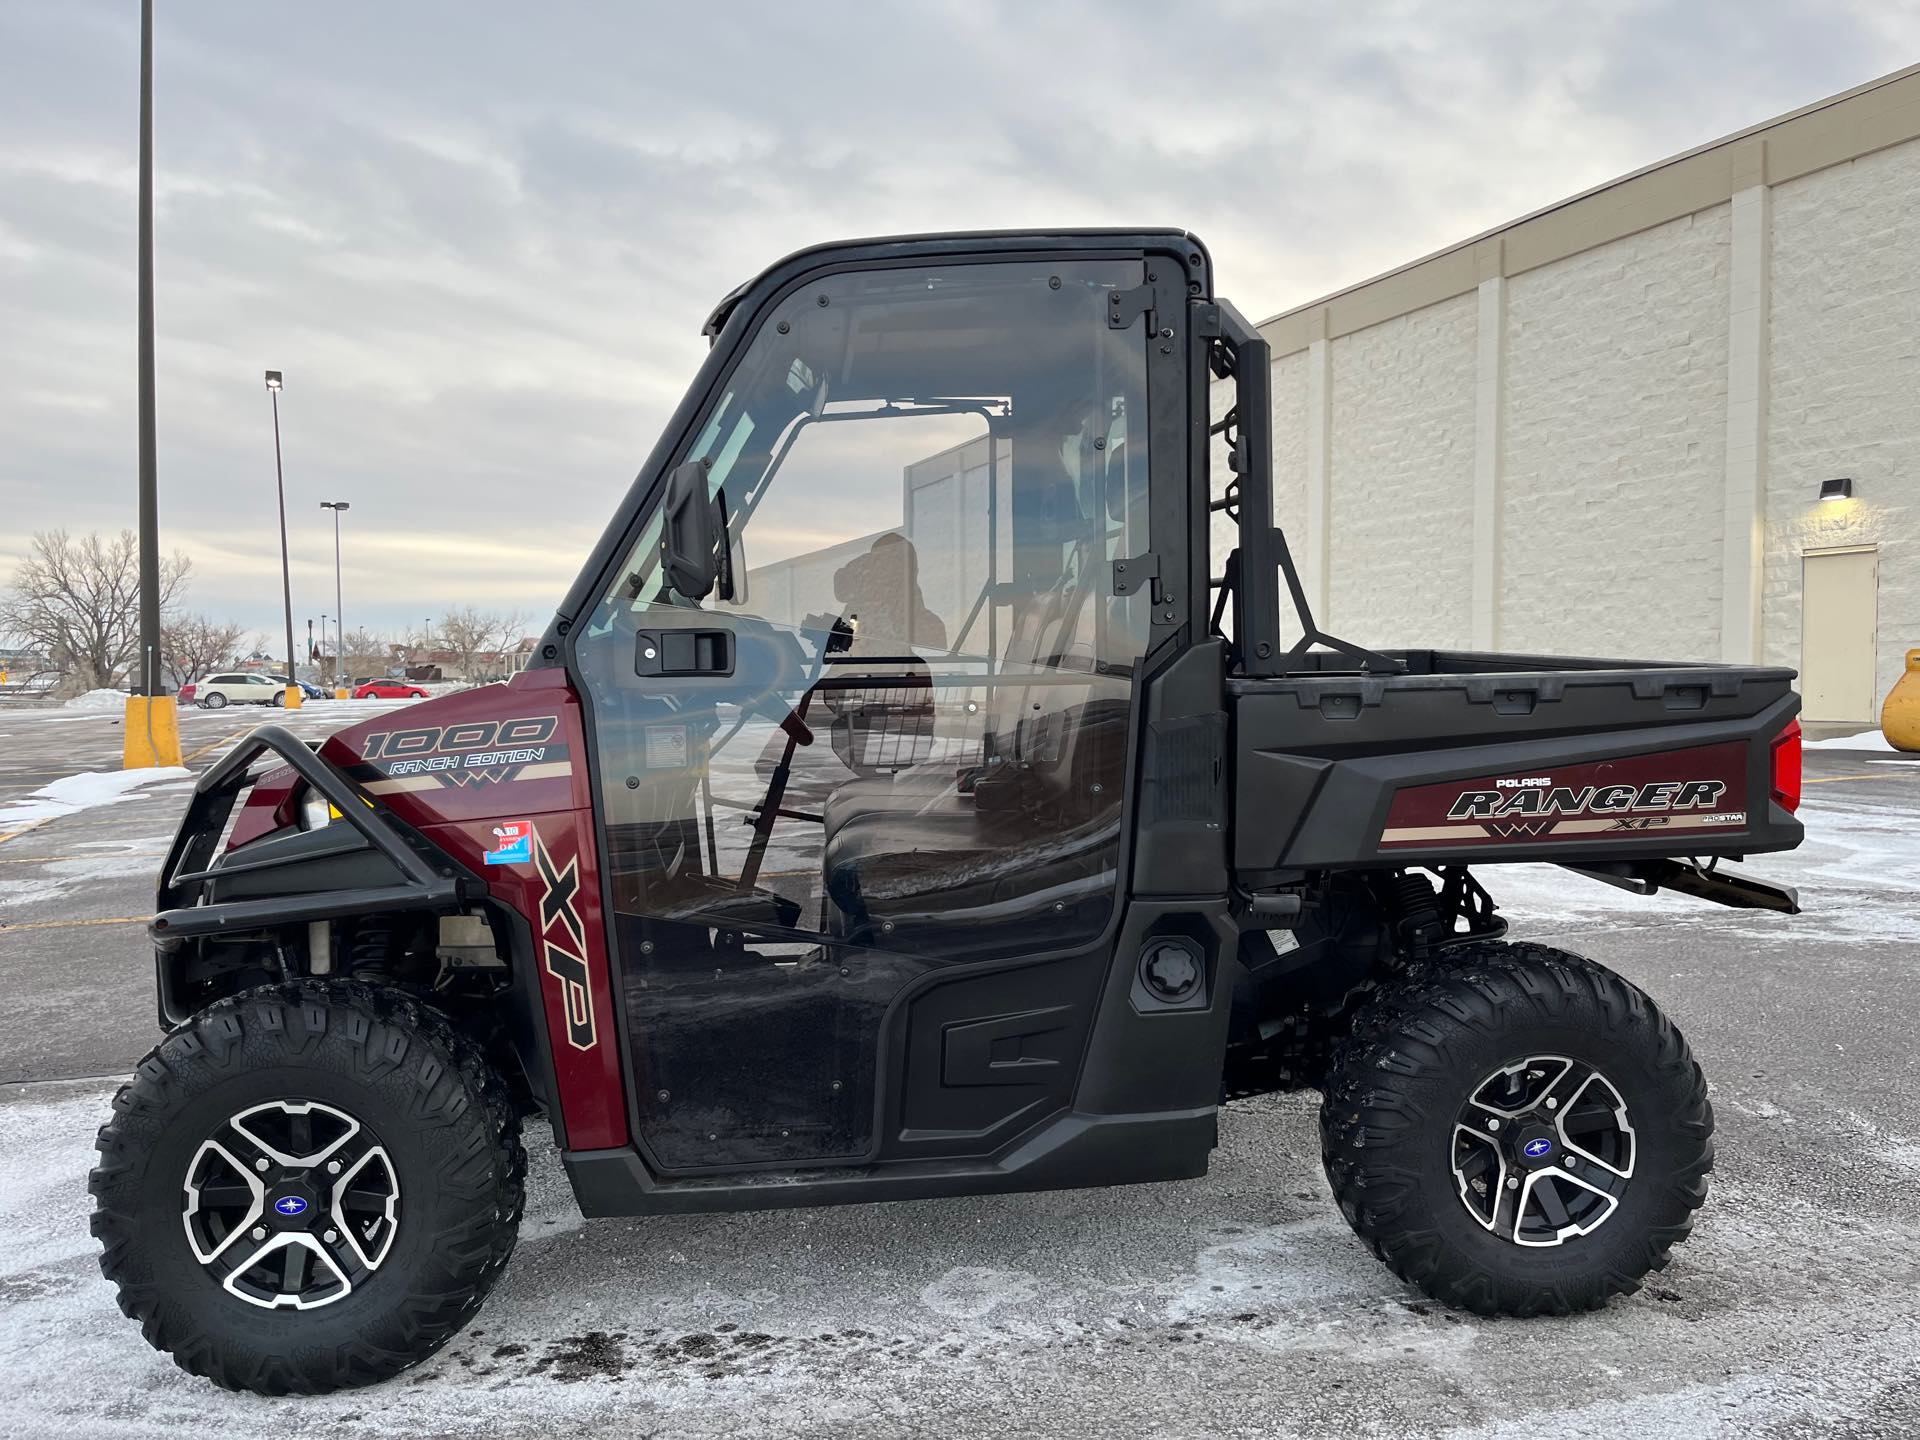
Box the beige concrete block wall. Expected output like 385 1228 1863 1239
1326 294 1477 646
1763 134 1920 704
1500 207 1731 660
1270 349 1309 548
1215 69 1919 702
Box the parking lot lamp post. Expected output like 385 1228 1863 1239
322 500 349 692
123 0 183 768
264 370 301 709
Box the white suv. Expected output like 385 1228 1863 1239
184 672 284 708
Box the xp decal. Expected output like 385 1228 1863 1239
531 826 596 1052
1381 742 1750 849
348 715 571 794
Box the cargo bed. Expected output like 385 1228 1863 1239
1229 649 1802 884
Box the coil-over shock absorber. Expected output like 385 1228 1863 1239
346 916 403 979
1385 869 1446 955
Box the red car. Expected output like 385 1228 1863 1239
351 678 429 699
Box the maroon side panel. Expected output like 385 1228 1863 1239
316 672 629 1150
1380 740 1750 850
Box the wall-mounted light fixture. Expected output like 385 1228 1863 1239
1819 477 1854 502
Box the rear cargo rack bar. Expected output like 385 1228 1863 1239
1207 300 1403 680
152 724 471 949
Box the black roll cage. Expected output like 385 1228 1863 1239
1200 300 1403 679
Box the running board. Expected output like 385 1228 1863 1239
1561 859 1800 914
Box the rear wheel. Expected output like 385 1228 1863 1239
1320 942 1711 1316
90 981 525 1394
205 691 227 709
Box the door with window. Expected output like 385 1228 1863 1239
572 259 1158 1171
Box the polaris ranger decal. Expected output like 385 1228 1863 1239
532 827 596 1051
1380 742 1749 848
346 715 573 794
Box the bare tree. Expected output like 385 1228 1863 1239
340 626 391 681
0 530 191 691
437 607 525 682
161 613 245 687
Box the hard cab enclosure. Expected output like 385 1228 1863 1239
151 228 1802 1218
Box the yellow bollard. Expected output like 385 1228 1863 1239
283 684 304 710
335 687 349 700
1883 649 1920 753
122 693 184 769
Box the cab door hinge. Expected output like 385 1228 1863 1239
1107 283 1156 330
1111 551 1161 601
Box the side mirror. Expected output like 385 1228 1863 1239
659 458 718 599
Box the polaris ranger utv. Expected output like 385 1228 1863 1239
91 229 1805 1394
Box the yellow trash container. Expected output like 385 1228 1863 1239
1883 649 1920 753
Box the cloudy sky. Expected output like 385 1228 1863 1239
3 1 1915 642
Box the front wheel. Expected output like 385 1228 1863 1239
1320 942 1712 1316
90 981 525 1394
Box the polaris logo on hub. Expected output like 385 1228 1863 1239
1523 1138 1555 1159
274 1195 308 1216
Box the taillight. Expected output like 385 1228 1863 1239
1771 717 1802 814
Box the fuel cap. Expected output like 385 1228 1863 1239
1141 940 1201 1001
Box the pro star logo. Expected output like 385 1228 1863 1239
274 1195 308 1216
531 828 596 1052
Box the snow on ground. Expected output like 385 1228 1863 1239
0 768 189 831
1 716 1916 1434
1804 728 1904 752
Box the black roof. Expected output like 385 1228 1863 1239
701 227 1209 339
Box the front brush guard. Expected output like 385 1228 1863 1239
152 724 477 957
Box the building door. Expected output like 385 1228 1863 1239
1801 548 1878 723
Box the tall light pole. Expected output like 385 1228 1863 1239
321 500 349 689
125 0 183 767
264 370 301 709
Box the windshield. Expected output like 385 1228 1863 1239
601 260 1147 652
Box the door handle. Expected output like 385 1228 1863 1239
635 629 734 677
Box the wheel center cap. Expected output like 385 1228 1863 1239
269 1185 318 1224
1515 1126 1558 1167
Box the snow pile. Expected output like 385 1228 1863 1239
1805 728 1900 752
0 767 190 830
61 688 130 712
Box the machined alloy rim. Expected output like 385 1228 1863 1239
1450 1055 1636 1247
181 1099 400 1310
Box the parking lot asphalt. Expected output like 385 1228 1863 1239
2 700 1918 1438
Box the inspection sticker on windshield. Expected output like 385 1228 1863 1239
645 725 688 769
484 820 534 865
